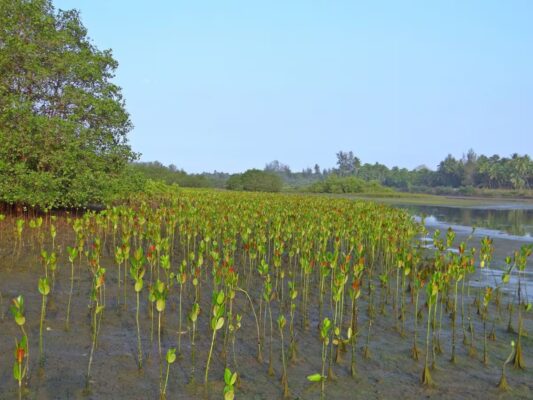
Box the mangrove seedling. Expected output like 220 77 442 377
223 368 238 400
188 302 200 383
130 248 146 370
14 335 28 400
161 347 176 399
287 281 298 362
38 277 50 366
66 246 78 330
86 267 105 389
278 314 290 398
153 279 168 361
497 341 515 391
11 295 30 381
205 290 225 385
422 273 437 386
307 317 332 400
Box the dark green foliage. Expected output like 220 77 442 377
307 175 392 194
130 162 220 188
226 169 283 192
0 0 138 208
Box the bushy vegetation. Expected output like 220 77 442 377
0 0 139 209
306 175 393 194
131 162 218 188
263 150 533 193
226 169 283 192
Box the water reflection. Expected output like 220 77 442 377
398 204 533 237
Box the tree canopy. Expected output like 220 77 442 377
226 169 283 192
0 0 138 208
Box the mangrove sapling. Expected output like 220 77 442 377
86 267 105 389
122 235 132 308
205 290 225 385
11 295 30 382
497 341 516 391
38 277 50 367
512 244 532 369
65 246 78 330
265 275 275 376
362 283 375 360
307 317 332 400
15 218 24 258
176 259 187 356
223 368 238 400
481 287 493 365
278 314 290 398
318 254 332 330
114 246 124 307
161 347 176 399
450 254 462 363
287 281 298 362
222 266 238 366
48 251 58 293
14 335 28 400
188 302 200 383
422 273 438 386
235 287 263 363
411 271 422 361
152 280 168 362
349 256 364 375
228 314 242 381
130 248 146 370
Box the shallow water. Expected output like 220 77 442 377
394 202 533 300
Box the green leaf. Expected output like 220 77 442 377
13 362 21 381
307 373 323 382
166 348 177 364
224 368 232 385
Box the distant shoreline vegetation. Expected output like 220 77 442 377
131 150 533 197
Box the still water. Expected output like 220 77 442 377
393 202 533 299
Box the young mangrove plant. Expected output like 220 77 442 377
130 247 146 370
511 245 532 369
14 335 28 400
481 287 492 365
11 295 29 382
152 280 168 361
188 302 200 383
307 317 332 400
160 347 176 399
65 246 78 331
86 266 105 389
287 280 298 362
205 289 225 385
223 367 238 400
278 314 290 398
38 277 50 366
497 341 516 391
422 273 438 386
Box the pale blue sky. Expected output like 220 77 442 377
54 0 533 173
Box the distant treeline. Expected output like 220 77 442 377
136 149 533 195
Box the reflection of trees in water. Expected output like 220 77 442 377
404 205 533 236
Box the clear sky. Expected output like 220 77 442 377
54 0 533 173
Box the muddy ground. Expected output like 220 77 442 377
0 231 532 400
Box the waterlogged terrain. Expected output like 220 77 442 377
0 191 532 399
397 202 533 300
